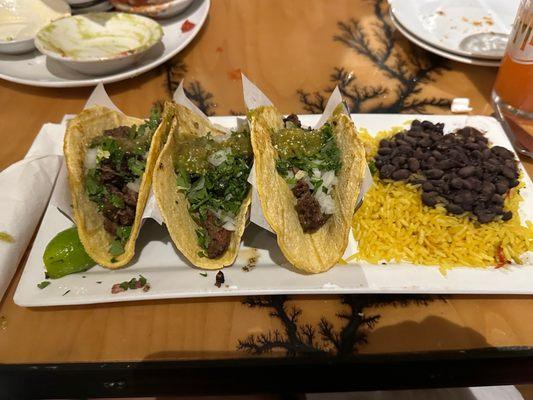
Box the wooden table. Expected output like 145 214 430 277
1 0 533 398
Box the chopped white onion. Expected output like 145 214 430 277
208 148 231 166
84 148 97 170
315 189 336 215
127 179 141 193
312 168 321 179
222 215 236 231
294 169 307 180
321 170 338 193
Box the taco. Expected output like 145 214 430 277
64 103 173 268
153 104 252 269
248 105 366 273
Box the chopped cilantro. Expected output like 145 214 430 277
199 272 208 277
128 157 146 177
275 123 342 183
37 281 50 289
368 161 377 175
139 275 147 286
176 168 191 190
109 193 125 209
109 240 125 256
195 228 208 251
62 289 70 296
116 226 132 243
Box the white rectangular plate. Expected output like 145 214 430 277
14 114 533 307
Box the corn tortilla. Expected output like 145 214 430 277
64 105 172 268
153 103 252 269
249 105 366 273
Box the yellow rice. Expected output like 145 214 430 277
349 128 533 270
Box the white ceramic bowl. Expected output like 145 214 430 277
0 0 71 54
34 12 163 75
110 0 193 19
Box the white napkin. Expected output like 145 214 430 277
0 128 63 301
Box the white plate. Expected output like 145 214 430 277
389 0 519 60
71 0 113 14
391 12 501 67
111 0 194 19
0 0 208 87
14 114 533 307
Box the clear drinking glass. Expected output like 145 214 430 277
491 0 533 157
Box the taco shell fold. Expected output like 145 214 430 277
64 104 173 268
249 105 366 273
153 104 252 269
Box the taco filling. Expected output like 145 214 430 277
273 114 342 233
83 106 162 256
174 128 253 259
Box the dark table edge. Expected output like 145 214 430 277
1 346 533 399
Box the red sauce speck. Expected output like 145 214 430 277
495 245 508 268
216 46 224 53
227 68 242 81
181 20 196 33
111 284 125 294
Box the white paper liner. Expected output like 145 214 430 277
242 75 373 244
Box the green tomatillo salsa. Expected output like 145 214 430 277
174 128 252 259
84 105 162 257
273 114 342 233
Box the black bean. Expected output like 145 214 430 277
446 203 463 215
504 159 516 169
431 150 443 159
422 181 434 192
379 139 391 148
422 192 438 207
466 177 482 191
450 177 463 189
477 212 496 224
461 179 473 190
482 149 492 159
488 204 503 215
426 169 444 179
436 159 455 170
413 148 425 160
391 169 410 181
398 145 413 155
458 165 475 178
502 211 513 221
481 181 495 196
419 137 432 147
491 194 504 205
465 142 479 150
501 165 517 179
378 147 392 156
408 158 420 172
495 181 509 194
491 146 514 159
471 150 483 159
509 179 519 188
379 164 395 179
396 139 411 147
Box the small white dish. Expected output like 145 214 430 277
35 12 163 75
389 0 519 60
67 0 101 6
111 0 193 18
391 12 501 67
71 0 114 14
0 0 209 87
0 0 70 54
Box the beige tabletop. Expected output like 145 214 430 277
0 0 532 366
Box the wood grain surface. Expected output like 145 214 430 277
0 0 532 365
